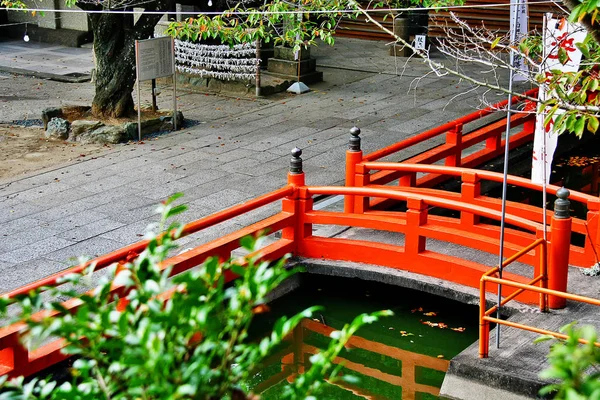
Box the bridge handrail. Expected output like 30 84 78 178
363 89 538 162
479 272 600 358
360 163 598 205
306 186 543 233
0 188 297 378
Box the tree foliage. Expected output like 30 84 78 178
0 194 391 399
536 323 600 399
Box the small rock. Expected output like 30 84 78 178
41 107 63 130
45 117 70 140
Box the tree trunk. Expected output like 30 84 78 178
90 13 137 118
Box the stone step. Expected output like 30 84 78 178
264 70 324 85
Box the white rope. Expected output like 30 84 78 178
0 1 568 15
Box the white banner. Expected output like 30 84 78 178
510 0 529 82
531 15 587 184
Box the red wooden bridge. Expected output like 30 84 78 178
1 90 599 379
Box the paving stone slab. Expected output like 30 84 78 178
136 180 194 201
0 258 70 294
188 188 254 214
45 236 125 264
98 219 156 246
0 236 76 265
0 225 65 253
57 218 126 242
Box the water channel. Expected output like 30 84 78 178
247 275 479 399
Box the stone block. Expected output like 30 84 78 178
69 120 104 141
45 117 70 140
273 46 311 61
267 58 316 77
41 107 63 130
81 125 127 144
265 70 323 85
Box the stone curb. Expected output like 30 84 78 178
0 65 91 83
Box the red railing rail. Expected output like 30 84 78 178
347 163 599 269
0 172 554 379
345 89 538 212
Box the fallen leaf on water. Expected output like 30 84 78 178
437 355 445 359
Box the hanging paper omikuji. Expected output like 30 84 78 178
531 14 587 184
174 40 260 81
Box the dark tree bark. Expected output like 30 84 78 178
80 1 173 118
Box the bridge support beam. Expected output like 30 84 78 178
548 188 572 309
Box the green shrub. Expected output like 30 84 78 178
0 194 391 399
537 323 600 399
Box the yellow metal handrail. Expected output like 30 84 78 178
479 238 600 358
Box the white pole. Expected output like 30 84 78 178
542 15 548 244
172 37 177 131
135 40 142 142
496 0 522 349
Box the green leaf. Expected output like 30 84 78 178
587 115 599 133
575 117 586 137
490 36 501 50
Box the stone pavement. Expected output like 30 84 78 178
0 37 515 293
0 39 93 81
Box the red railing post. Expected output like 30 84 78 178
345 127 363 213
282 148 312 255
354 164 370 213
522 100 537 135
585 198 600 267
398 172 416 188
445 123 463 167
283 148 305 247
479 278 489 358
405 197 427 255
461 171 481 227
549 188 572 309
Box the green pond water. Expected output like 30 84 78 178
247 275 479 400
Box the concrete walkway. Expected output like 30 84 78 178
0 39 93 81
0 37 515 293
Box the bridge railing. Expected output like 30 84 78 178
347 89 538 195
0 186 299 378
479 264 600 359
346 162 600 269
478 189 600 358
0 146 575 379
